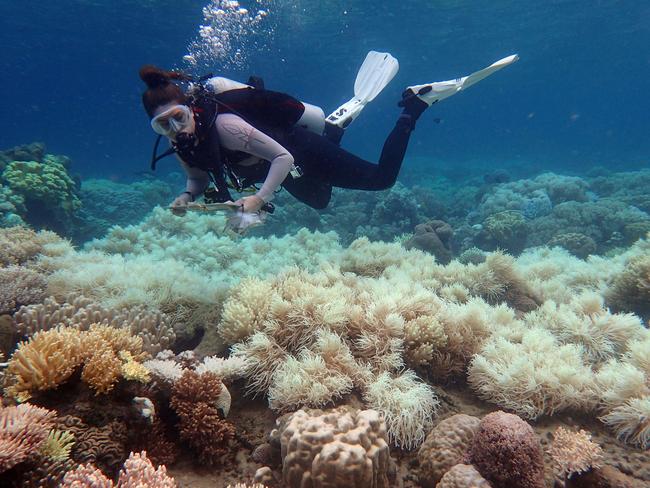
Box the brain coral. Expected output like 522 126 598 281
437 464 492 488
467 411 545 488
279 407 393 488
417 414 481 488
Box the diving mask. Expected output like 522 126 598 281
151 104 194 137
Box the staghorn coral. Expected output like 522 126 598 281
417 414 481 488
362 370 439 449
279 407 392 488
170 370 236 464
467 411 545 488
547 427 603 480
437 464 492 488
61 451 176 487
0 403 56 473
599 395 650 449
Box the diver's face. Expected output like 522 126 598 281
150 103 196 141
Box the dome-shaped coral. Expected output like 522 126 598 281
417 414 480 488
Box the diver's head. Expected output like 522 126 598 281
139 65 195 141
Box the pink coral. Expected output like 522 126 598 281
466 411 545 488
61 451 176 487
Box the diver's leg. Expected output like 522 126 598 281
286 102 426 191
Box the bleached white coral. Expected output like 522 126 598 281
142 359 185 383
196 355 249 382
599 395 650 449
268 351 354 411
363 370 439 449
468 327 596 419
594 360 649 411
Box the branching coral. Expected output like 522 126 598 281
547 427 603 480
61 451 176 487
0 403 56 473
170 370 235 464
5 324 149 399
5 327 85 400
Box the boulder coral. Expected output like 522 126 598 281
467 411 545 488
278 407 393 488
417 414 481 488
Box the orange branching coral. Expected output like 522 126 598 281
170 370 236 464
0 403 56 473
5 324 150 399
5 327 84 400
547 427 603 479
61 451 176 487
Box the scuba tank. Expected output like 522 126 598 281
201 76 326 136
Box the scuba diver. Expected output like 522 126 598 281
140 52 518 233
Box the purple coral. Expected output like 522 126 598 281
466 410 545 488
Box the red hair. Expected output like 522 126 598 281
139 65 191 118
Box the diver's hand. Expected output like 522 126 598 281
234 195 265 213
170 192 192 216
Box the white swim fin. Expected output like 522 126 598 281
326 51 399 129
404 54 519 106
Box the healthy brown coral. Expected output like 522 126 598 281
417 414 481 488
170 370 235 464
466 411 545 488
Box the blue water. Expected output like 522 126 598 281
2 0 649 180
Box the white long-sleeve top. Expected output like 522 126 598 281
180 113 294 202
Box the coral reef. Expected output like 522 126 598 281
14 294 175 354
278 407 392 488
466 411 545 488
0 403 56 473
437 464 491 488
5 324 149 399
404 219 454 264
1 154 81 234
547 427 603 480
61 451 176 487
170 370 236 464
417 414 480 488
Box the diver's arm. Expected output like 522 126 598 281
179 158 211 199
215 113 294 202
